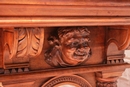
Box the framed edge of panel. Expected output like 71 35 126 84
41 75 92 87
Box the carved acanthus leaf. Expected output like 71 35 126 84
3 27 44 64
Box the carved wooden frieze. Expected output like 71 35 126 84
45 27 91 67
41 75 92 87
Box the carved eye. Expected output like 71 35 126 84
66 42 79 48
82 42 88 47
71 42 79 47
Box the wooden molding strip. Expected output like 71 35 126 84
0 0 130 6
0 17 130 27
0 64 130 84
0 5 130 17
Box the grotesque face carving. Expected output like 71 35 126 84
45 27 91 67
59 27 90 65
60 31 91 65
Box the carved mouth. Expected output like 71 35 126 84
73 52 87 60
74 51 86 56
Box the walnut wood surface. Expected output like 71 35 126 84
0 0 130 87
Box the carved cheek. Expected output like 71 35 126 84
64 48 76 58
85 47 90 52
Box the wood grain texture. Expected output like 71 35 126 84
0 0 130 6
0 5 130 17
1 17 130 27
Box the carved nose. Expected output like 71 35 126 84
77 44 84 50
77 47 84 52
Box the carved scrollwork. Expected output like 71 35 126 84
3 27 44 65
41 75 92 87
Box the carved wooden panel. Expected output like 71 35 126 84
43 26 106 68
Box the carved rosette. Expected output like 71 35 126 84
41 75 92 87
3 27 44 64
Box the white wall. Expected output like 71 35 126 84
117 50 130 87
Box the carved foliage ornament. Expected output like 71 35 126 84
3 27 44 64
45 27 91 67
16 27 44 58
41 75 92 87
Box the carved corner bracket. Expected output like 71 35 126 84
106 27 130 64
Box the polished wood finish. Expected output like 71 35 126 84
0 0 130 87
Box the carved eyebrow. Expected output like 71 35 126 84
84 38 90 41
64 39 79 45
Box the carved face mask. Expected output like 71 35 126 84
60 33 91 66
